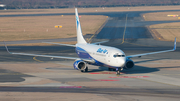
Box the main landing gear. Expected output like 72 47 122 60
116 67 123 75
81 66 88 72
108 67 123 75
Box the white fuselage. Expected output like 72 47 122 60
76 43 126 68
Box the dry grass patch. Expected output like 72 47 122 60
144 11 180 42
0 15 106 41
149 22 180 42
143 11 180 21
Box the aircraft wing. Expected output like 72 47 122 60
126 38 176 59
4 42 94 63
43 42 76 47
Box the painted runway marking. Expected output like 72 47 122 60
33 56 43 62
121 14 128 44
59 86 82 88
89 72 116 74
89 72 125 74
94 79 119 81
32 49 72 62
109 76 149 78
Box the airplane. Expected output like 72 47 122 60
4 8 176 75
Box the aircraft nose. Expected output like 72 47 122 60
119 58 126 67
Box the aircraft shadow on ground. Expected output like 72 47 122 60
134 58 169 64
87 58 174 74
123 58 174 74
87 67 107 73
157 66 180 69
87 65 159 74
122 66 159 74
0 69 33 82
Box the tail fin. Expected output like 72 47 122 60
75 8 87 44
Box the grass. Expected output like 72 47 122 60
149 22 180 42
143 11 180 21
0 15 107 41
143 11 180 42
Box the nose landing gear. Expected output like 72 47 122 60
116 67 123 75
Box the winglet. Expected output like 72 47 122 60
4 41 11 54
173 37 176 51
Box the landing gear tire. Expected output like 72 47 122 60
116 70 120 75
116 68 122 75
109 68 116 71
81 67 88 72
85 66 88 72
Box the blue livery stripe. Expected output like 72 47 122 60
76 16 79 29
76 47 118 68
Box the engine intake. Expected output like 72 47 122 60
124 59 134 70
73 60 87 71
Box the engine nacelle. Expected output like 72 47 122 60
124 59 134 70
73 60 87 70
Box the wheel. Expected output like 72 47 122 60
85 66 88 72
113 69 116 71
108 68 112 71
116 70 120 75
116 68 121 75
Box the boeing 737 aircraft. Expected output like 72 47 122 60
5 8 176 75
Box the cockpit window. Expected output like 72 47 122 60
113 54 125 58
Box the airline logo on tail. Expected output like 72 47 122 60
174 38 176 51
76 16 79 29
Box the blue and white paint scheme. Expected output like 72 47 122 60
5 8 176 75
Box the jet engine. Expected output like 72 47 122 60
73 60 87 72
124 59 134 70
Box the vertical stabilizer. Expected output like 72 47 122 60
75 8 87 44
